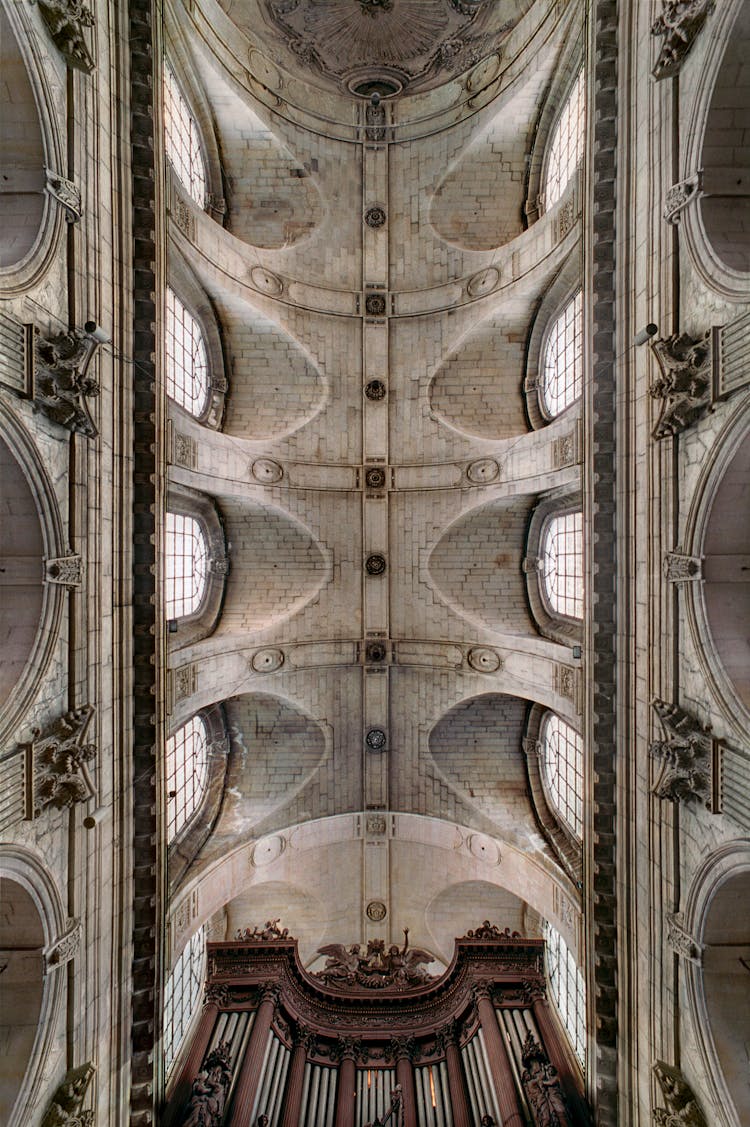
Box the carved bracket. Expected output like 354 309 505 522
45 169 82 222
652 1060 707 1126
663 550 703 583
38 0 96 74
45 553 83 587
649 699 712 805
45 917 82 970
41 1062 96 1127
33 327 101 438
665 912 703 965
663 171 703 224
651 1 715 81
30 704 97 816
649 331 712 440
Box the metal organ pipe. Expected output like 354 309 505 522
267 1040 290 1121
255 1034 279 1120
460 1041 481 1123
300 1062 313 1127
309 1062 322 1122
437 1061 453 1127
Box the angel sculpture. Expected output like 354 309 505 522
388 929 434 986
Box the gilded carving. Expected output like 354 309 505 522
652 1060 707 1126
651 1 715 81
32 705 97 815
38 0 95 73
649 332 711 440
41 1062 96 1127
649 699 712 805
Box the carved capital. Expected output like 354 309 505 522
332 1035 361 1062
41 1062 96 1127
665 913 703 965
649 699 712 805
652 1060 707 1126
45 554 83 588
649 331 712 440
435 1017 461 1050
204 983 232 1008
663 550 703 583
663 172 703 224
45 917 81 970
38 0 95 73
651 1 715 81
45 169 82 222
258 982 282 1008
31 705 97 816
386 1035 418 1062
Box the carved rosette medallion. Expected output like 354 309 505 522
365 206 387 228
365 466 387 489
366 900 387 922
365 292 387 317
466 457 500 483
365 641 387 663
365 727 387 751
251 648 285 673
467 646 502 673
365 379 387 400
365 553 387 575
252 457 284 483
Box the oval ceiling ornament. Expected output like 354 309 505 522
251 648 285 673
467 265 500 298
465 50 502 93
250 265 285 296
252 457 284 483
466 457 500 484
467 833 501 865
251 834 286 867
467 646 502 673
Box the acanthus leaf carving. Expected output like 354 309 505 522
665 912 703 965
45 917 82 970
33 327 100 438
38 0 96 74
649 699 712 805
45 554 83 587
651 1 715 82
663 549 703 583
44 169 82 222
649 331 712 440
31 705 97 815
41 1061 96 1127
663 172 703 224
652 1060 708 1126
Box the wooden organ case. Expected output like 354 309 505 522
164 927 590 1126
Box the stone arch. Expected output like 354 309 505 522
0 402 66 746
0 847 67 1127
682 841 750 1127
683 401 750 735
0 0 64 293
681 0 750 299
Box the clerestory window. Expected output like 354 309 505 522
541 713 583 839
543 69 585 210
163 927 206 1073
543 921 586 1066
163 63 207 207
540 511 584 620
166 714 209 843
540 290 582 418
165 512 209 620
166 287 210 417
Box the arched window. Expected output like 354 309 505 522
541 713 583 838
163 63 207 207
166 287 210 417
543 69 585 209
163 927 206 1074
165 512 209 620
543 921 586 1066
166 714 209 842
540 511 584 620
540 290 582 418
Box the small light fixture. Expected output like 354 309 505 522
634 323 658 346
168 619 178 634
572 645 582 659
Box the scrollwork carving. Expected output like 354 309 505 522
652 1060 707 1126
663 172 703 224
45 169 82 222
651 1 714 81
41 1062 96 1127
649 699 712 805
665 912 704 965
38 0 95 73
32 705 97 815
649 331 712 440
45 917 81 970
33 328 100 438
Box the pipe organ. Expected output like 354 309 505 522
165 927 589 1126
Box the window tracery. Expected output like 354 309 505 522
540 511 584 620
166 714 209 843
163 64 207 207
541 713 583 839
540 290 583 418
543 69 585 210
543 921 586 1066
163 927 206 1073
165 512 209 620
166 286 210 417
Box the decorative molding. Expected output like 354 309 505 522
663 549 702 583
665 912 703 965
172 664 198 705
44 553 83 587
520 1033 572 1126
172 431 198 469
32 328 101 438
649 332 712 440
649 699 713 805
30 705 96 816
41 1062 96 1127
652 1060 708 1126
552 425 581 469
554 663 582 712
38 0 96 73
663 171 703 224
651 1 715 81
45 917 82 970
44 169 82 222
182 1041 232 1127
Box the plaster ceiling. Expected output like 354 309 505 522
217 0 534 97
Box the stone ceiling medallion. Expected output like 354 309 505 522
366 727 387 751
259 0 522 97
366 899 387 921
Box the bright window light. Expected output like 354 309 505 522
163 927 206 1073
543 921 586 1066
542 713 583 838
544 69 585 209
541 511 584 620
166 287 210 417
541 290 582 418
166 714 209 843
163 63 207 207
165 512 209 620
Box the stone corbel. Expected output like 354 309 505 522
45 553 83 587
32 326 102 438
665 912 703 965
649 331 712 440
649 699 712 806
45 169 82 222
651 1 715 82
663 171 703 224
45 917 82 971
662 549 703 583
41 1062 96 1127
652 1060 707 1126
30 704 97 816
38 0 96 74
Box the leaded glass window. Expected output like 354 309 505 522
540 511 584 620
163 928 206 1073
166 287 210 417
165 512 209 620
544 69 585 209
543 921 586 1065
541 713 583 838
540 290 582 418
163 64 207 206
166 714 209 843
